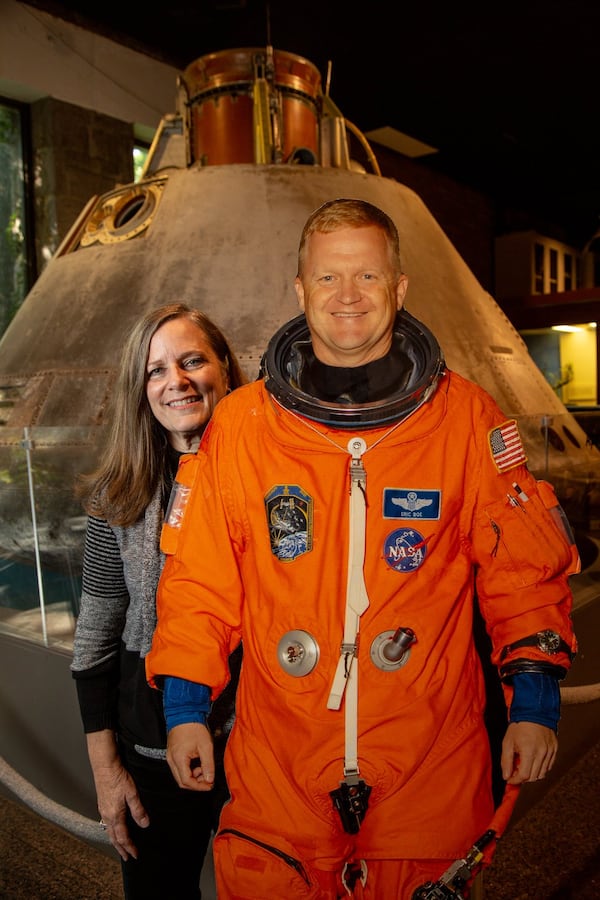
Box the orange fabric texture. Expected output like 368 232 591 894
146 370 577 874
214 836 455 899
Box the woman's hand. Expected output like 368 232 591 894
86 730 150 861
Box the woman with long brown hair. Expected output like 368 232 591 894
71 303 245 899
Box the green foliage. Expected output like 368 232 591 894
133 145 149 182
543 362 575 397
0 103 27 337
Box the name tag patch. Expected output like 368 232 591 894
383 488 441 520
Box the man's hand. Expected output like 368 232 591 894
501 721 557 784
166 721 215 791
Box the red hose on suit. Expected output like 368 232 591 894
482 782 521 865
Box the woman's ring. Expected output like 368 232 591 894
99 819 108 830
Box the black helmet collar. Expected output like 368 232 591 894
261 309 446 429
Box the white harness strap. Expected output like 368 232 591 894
327 438 370 776
280 404 409 798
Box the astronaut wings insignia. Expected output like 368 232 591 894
393 494 433 512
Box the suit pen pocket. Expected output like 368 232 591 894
535 479 580 574
484 487 576 589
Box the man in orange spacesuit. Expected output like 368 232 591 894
146 199 579 899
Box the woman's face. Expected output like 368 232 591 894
145 317 229 452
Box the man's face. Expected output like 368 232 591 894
294 225 408 366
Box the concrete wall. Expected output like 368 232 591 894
1 0 183 275
30 97 134 270
0 0 178 133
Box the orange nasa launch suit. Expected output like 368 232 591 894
147 369 577 898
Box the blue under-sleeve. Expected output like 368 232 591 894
509 671 560 730
162 676 212 733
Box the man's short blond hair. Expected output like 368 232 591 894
297 198 402 277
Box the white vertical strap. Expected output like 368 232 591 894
343 441 368 774
346 446 370 620
327 437 369 740
344 648 360 773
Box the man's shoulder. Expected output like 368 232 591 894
444 368 496 403
212 379 267 423
442 369 506 425
201 379 269 458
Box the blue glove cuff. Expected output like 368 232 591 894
509 671 560 731
163 676 212 733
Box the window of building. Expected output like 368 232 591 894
564 253 573 291
133 143 149 182
548 247 558 292
521 323 597 406
533 242 544 293
0 98 33 337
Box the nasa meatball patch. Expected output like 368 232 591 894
489 419 527 473
384 527 428 572
265 484 313 561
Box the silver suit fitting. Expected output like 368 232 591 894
277 629 320 676
370 627 417 671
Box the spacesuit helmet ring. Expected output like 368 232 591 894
261 309 446 428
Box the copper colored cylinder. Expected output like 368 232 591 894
182 47 322 165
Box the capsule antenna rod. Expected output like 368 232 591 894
325 60 333 96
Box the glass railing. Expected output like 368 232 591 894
0 425 103 650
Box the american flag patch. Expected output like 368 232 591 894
489 420 527 473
